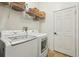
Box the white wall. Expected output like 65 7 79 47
27 2 39 8
0 2 78 52
0 5 9 31
38 2 78 50
0 3 39 31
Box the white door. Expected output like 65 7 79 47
54 7 76 56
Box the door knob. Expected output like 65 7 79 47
54 32 57 35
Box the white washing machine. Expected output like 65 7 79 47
27 30 48 57
0 30 38 57
0 30 48 57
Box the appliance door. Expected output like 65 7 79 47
41 37 48 53
5 39 38 57
38 36 48 57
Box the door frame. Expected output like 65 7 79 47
53 6 78 56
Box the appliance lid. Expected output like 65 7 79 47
8 35 37 45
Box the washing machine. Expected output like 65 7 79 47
27 30 48 57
